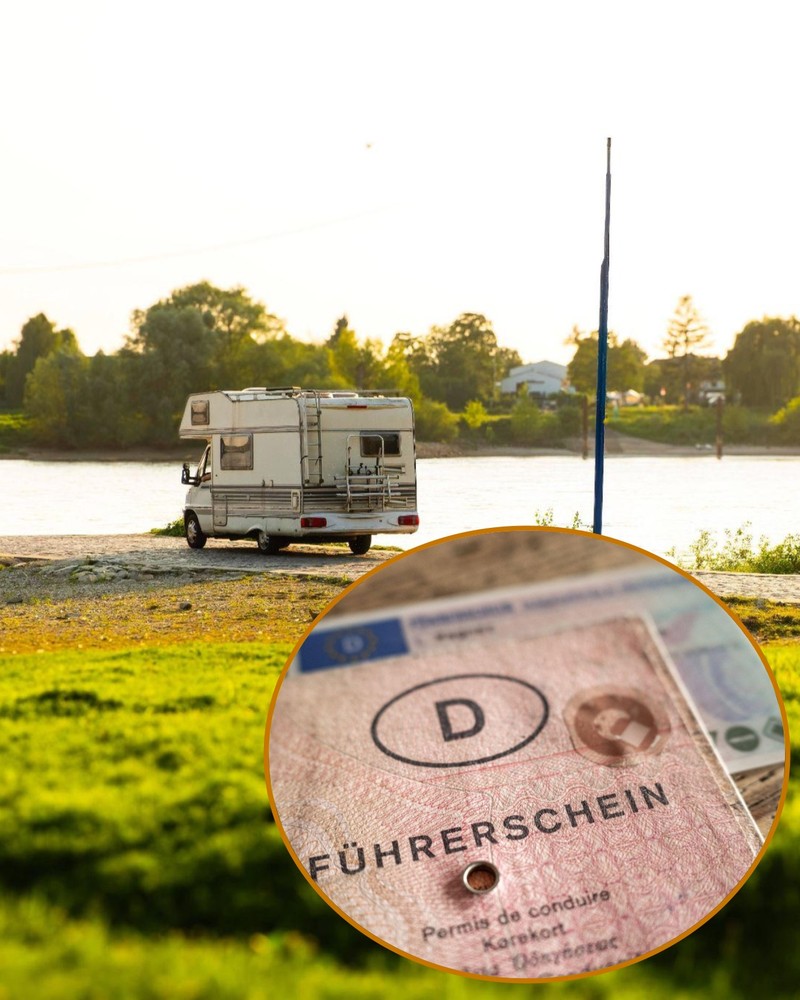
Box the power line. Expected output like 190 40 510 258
0 205 392 276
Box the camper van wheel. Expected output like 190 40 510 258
349 535 372 555
256 531 283 555
185 512 207 549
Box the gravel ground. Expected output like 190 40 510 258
0 534 394 572
694 570 800 604
1 535 799 606
0 534 396 607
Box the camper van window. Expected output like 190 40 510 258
220 434 253 470
200 447 211 482
360 433 400 457
191 400 210 426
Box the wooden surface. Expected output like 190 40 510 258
331 528 783 838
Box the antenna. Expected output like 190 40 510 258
593 138 612 535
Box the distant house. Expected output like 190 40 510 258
607 389 644 407
698 379 726 405
500 361 573 398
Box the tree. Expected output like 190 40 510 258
325 322 383 389
5 313 80 406
663 296 712 407
724 316 800 410
380 335 422 399
409 313 501 410
644 355 721 404
128 282 285 390
24 350 89 447
567 331 647 395
326 315 350 347
125 306 218 445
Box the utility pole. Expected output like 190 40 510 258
593 138 612 534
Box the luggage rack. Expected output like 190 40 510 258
335 435 405 512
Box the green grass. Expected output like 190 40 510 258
669 523 800 573
0 636 797 997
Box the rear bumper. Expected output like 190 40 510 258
185 507 419 538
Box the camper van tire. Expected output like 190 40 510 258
256 532 286 555
184 512 207 549
349 535 372 556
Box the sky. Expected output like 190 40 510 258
1 1 798 367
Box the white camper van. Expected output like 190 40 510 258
179 387 419 554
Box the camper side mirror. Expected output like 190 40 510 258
181 463 200 486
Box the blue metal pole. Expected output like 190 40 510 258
593 138 612 534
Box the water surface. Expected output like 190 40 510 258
2 455 794 558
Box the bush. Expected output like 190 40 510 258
0 411 31 451
770 396 800 444
149 517 185 536
414 398 459 442
669 522 800 573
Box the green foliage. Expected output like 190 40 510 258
0 641 369 954
0 410 32 451
668 522 800 573
663 295 711 359
461 399 488 430
724 598 800 643
413 397 459 441
0 635 797 996
606 404 772 445
532 507 589 529
507 395 561 445
24 350 91 448
3 313 81 407
769 395 800 444
510 394 545 442
149 517 185 536
0 608 798 996
724 316 800 409
643 354 722 405
326 324 384 389
566 331 647 395
721 404 772 443
10 285 800 453
555 399 582 437
608 405 713 444
408 313 503 410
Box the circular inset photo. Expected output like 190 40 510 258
265 528 787 982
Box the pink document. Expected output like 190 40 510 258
268 616 762 978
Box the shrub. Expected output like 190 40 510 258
770 396 800 444
413 398 459 442
149 517 185 536
669 522 800 573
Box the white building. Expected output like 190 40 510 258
500 361 572 397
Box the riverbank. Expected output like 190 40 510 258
3 433 800 462
2 535 800 618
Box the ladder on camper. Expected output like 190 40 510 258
335 435 402 512
302 392 324 485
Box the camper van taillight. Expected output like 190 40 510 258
300 517 327 528
397 515 419 526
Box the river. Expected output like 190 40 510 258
1 455 795 558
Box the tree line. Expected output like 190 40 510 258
1 283 799 449
567 295 800 412
0 283 525 447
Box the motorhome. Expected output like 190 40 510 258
179 387 418 554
